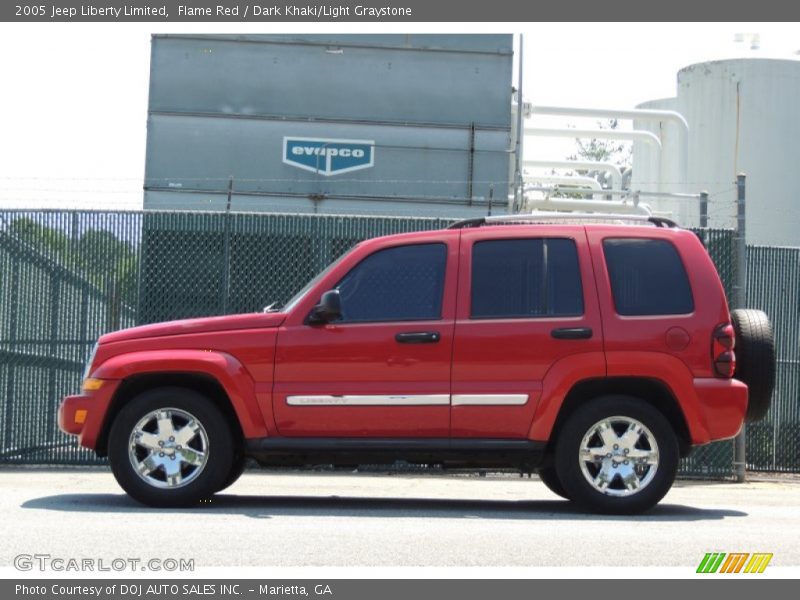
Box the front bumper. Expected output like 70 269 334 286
693 378 748 443
57 379 120 450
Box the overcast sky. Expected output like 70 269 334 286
0 22 797 209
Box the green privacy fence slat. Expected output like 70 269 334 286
0 209 795 477
138 211 455 323
744 245 800 472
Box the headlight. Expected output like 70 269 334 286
82 342 99 380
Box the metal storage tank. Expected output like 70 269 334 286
629 97 690 224
632 58 800 245
144 34 514 217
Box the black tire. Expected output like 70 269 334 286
731 309 776 422
217 450 247 492
108 387 235 507
554 395 679 515
537 466 571 500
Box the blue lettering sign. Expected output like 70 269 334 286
283 137 375 176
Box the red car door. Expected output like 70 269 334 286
451 226 604 438
272 233 458 437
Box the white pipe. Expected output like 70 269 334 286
523 159 622 189
523 197 652 216
523 175 602 191
530 105 689 191
487 211 657 226
522 184 701 201
621 167 632 190
524 127 662 149
531 105 688 132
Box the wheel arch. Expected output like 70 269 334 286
548 377 692 458
95 372 243 458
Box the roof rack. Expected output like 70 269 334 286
448 212 679 230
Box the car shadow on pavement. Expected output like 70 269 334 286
22 493 748 521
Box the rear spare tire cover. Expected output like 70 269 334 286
731 309 776 422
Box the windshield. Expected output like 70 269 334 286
276 247 356 313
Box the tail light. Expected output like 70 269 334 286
712 323 736 378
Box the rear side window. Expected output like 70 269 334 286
603 238 694 316
335 243 447 322
471 238 583 319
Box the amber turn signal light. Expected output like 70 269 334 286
81 378 104 392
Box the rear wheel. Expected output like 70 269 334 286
731 309 776 422
554 396 679 514
108 387 235 507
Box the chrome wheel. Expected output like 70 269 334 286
578 416 659 497
128 407 209 489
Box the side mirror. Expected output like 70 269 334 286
307 289 342 324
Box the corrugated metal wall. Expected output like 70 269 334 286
145 34 514 217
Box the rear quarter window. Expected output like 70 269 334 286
603 238 694 316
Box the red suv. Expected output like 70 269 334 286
58 214 775 513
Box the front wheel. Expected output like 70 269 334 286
108 387 236 507
537 466 571 500
217 450 247 492
554 396 679 514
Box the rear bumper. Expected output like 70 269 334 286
57 380 120 451
693 378 748 443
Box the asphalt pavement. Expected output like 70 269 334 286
2 467 799 568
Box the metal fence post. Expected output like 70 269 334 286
513 34 524 213
467 122 475 204
699 191 709 228
699 190 709 246
221 176 233 314
3 251 21 453
733 173 747 482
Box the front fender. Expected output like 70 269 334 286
93 349 268 439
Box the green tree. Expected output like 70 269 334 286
7 217 138 306
9 218 70 258
77 229 139 305
567 118 632 169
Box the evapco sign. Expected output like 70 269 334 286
283 137 375 176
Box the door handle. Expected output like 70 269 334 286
551 327 593 340
395 331 441 344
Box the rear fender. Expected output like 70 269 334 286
528 352 606 440
527 351 714 445
603 352 708 443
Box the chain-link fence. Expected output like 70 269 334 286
0 209 796 477
0 212 138 463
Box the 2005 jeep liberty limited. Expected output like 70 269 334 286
59 213 776 514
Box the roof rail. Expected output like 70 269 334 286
448 212 679 230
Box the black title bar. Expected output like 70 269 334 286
4 0 800 22
5 579 798 600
